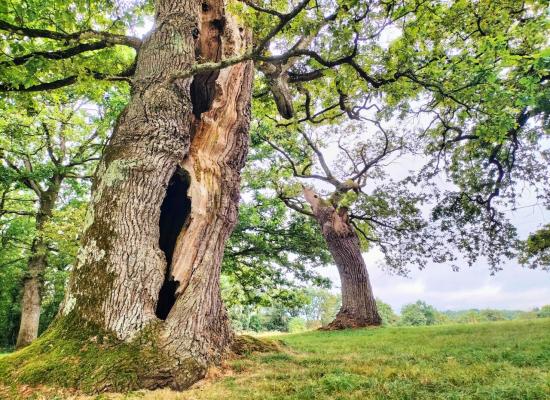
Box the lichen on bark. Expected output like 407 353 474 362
3 0 254 392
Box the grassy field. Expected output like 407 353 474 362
2 319 549 399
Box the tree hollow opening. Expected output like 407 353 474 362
156 167 192 320
190 71 219 118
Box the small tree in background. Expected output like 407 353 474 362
537 305 550 319
300 288 341 328
376 299 399 326
480 310 507 322
457 311 483 324
0 91 119 348
400 301 439 326
288 317 307 333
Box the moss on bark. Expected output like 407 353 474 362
0 313 186 393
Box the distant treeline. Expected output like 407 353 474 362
228 288 550 333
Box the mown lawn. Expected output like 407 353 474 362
3 319 550 399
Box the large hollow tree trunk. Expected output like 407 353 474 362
48 0 253 390
16 178 61 349
303 188 381 329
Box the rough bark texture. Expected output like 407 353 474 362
257 31 320 120
259 62 294 119
55 0 252 390
16 177 61 349
303 188 381 329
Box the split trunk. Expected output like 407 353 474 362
46 0 252 390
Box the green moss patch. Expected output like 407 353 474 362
0 314 170 394
230 335 282 355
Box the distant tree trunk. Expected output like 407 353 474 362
56 0 252 390
303 188 381 329
16 177 61 349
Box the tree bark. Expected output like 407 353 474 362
56 0 253 390
15 177 61 349
303 188 381 329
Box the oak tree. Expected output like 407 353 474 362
0 0 547 392
0 91 116 348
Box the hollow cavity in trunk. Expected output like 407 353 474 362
156 167 191 320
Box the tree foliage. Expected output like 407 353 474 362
520 224 550 270
246 0 549 274
0 89 122 347
400 300 439 326
0 0 548 352
222 193 332 307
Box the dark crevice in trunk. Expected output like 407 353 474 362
190 71 219 118
190 6 224 118
156 167 192 320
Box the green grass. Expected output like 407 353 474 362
169 319 549 400
2 319 549 399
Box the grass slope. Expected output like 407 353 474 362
3 319 550 399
